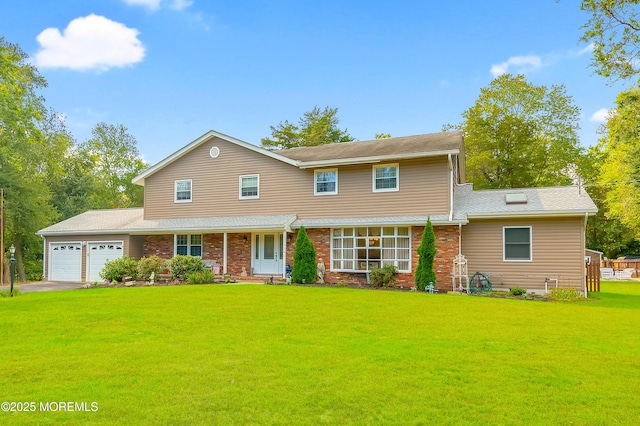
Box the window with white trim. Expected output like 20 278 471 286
175 179 192 203
175 234 202 257
373 164 399 192
503 227 532 261
331 227 411 272
314 169 338 195
239 174 259 199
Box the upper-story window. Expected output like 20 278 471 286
373 164 399 192
314 169 338 195
175 179 192 203
239 174 260 199
503 226 532 261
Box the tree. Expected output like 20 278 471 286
580 0 640 82
596 86 640 238
444 74 583 189
78 122 147 209
261 106 355 150
291 226 317 284
0 38 70 281
415 217 437 291
375 133 391 139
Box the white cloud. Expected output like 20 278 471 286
578 43 594 56
122 0 161 10
490 55 543 77
170 0 194 10
34 14 145 72
590 108 610 123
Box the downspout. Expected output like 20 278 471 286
448 154 454 222
584 212 589 298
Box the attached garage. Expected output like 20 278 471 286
87 242 124 282
49 243 83 282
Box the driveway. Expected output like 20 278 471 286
0 281 85 293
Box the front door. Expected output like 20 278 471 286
254 233 283 275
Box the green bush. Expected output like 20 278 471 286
510 287 527 296
415 217 437 291
100 257 139 283
291 226 317 284
549 287 583 301
167 255 204 281
137 255 167 281
370 264 398 287
187 269 217 284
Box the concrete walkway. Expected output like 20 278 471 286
0 281 85 293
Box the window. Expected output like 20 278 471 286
175 179 192 203
239 174 259 199
175 234 202 257
314 169 338 195
331 227 411 272
503 227 532 261
373 164 399 192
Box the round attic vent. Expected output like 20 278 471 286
210 146 220 158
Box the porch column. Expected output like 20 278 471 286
223 232 228 274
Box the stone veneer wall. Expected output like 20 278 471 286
285 225 460 291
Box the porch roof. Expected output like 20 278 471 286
37 209 298 236
291 214 462 228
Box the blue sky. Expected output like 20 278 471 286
0 0 630 164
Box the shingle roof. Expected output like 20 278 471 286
278 132 464 164
292 215 455 229
453 184 598 220
37 209 298 236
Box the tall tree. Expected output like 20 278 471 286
78 122 147 209
596 86 640 238
444 74 583 189
261 106 355 150
580 0 640 82
0 38 70 281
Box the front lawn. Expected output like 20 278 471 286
1 282 638 425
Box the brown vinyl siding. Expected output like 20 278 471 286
44 234 133 282
143 137 450 220
461 217 585 291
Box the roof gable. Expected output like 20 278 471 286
132 130 299 186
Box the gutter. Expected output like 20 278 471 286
296 149 460 169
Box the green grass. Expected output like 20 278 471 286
1 281 639 425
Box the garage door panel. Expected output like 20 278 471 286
88 242 123 282
50 243 82 282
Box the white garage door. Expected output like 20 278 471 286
50 243 83 282
88 242 124 282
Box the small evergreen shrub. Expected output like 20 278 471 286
291 226 317 284
167 255 204 281
370 264 398 287
100 257 139 283
137 255 167 281
187 269 216 284
549 287 583 301
415 217 437 291
510 287 527 296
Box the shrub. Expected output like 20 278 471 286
187 269 216 284
510 287 527 296
100 257 139 283
291 226 317 284
549 287 583 301
137 255 167 281
415 217 437 291
370 264 398 287
167 255 204 281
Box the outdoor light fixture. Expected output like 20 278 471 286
243 235 248 244
9 244 15 297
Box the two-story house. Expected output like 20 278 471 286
38 130 597 292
